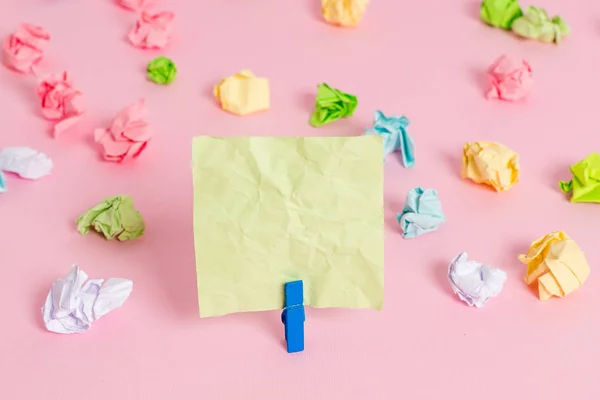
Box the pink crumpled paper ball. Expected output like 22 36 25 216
116 0 151 11
2 24 50 73
127 11 174 50
36 71 85 137
94 99 152 162
486 55 533 101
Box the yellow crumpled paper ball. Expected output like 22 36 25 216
213 70 270 116
322 0 369 27
518 231 590 301
461 141 520 192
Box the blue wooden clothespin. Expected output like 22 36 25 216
281 280 305 353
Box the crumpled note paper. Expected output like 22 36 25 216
192 136 384 317
486 55 533 101
128 11 174 49
42 265 133 334
448 252 507 308
213 70 270 115
117 0 149 11
2 23 50 73
462 141 520 191
309 83 357 127
518 231 590 301
0 170 6 193
511 6 569 44
147 56 177 84
322 0 369 27
77 195 145 241
559 152 600 203
364 110 414 167
480 0 523 29
0 146 53 179
36 71 85 137
396 188 445 239
94 99 151 162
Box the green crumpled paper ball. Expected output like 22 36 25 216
559 153 600 203
76 195 145 241
147 56 177 85
480 0 523 30
309 83 358 127
511 6 570 44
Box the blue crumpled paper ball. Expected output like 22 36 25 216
0 170 6 193
364 110 415 168
396 187 445 239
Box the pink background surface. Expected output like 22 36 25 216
1 0 600 399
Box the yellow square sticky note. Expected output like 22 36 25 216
192 136 384 317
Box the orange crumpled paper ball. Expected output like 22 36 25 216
322 0 369 27
518 231 591 301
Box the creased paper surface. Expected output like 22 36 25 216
192 136 384 317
